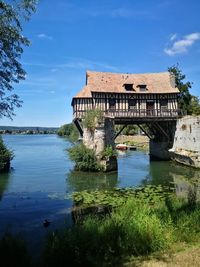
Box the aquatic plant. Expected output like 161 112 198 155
72 185 172 208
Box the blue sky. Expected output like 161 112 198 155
1 0 200 127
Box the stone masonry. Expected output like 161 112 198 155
83 117 117 171
170 116 200 168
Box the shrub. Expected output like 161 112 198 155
0 137 13 172
83 109 103 130
101 145 117 159
68 143 102 171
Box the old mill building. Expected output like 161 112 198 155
71 70 180 124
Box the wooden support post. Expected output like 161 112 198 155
114 125 127 139
73 118 83 137
154 122 170 140
137 124 152 139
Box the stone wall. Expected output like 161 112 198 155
83 117 117 171
149 140 173 160
170 116 200 168
149 121 176 160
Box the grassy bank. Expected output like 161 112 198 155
1 186 200 267
116 135 149 150
42 195 200 267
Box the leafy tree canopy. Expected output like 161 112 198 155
168 64 193 114
169 64 200 116
0 0 37 119
189 95 200 115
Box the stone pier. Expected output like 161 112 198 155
169 116 200 168
83 117 118 172
149 121 177 160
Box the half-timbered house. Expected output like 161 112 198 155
71 71 180 124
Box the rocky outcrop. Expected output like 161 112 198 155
170 116 200 168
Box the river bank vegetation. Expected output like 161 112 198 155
0 137 13 172
57 123 79 141
68 143 102 172
0 184 200 267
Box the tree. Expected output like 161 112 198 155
0 0 37 119
189 96 200 115
57 123 79 141
168 64 192 114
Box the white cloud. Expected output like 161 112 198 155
36 33 53 40
23 58 119 72
164 32 200 56
170 33 177 41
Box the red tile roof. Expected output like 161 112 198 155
74 70 179 98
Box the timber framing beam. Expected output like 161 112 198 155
137 124 153 139
114 125 127 139
153 122 170 140
73 118 83 137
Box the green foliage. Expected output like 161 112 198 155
101 145 117 159
0 0 37 118
83 109 103 130
0 233 31 267
1 189 200 267
72 185 172 208
42 189 200 267
0 136 13 172
115 125 139 135
42 199 172 267
168 65 192 114
57 123 79 141
188 96 200 115
68 143 102 171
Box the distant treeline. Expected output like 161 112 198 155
57 122 142 141
0 126 58 135
57 123 79 141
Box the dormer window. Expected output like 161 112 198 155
124 84 134 91
138 84 147 91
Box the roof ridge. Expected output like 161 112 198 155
86 70 169 76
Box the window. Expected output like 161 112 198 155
109 98 116 109
124 84 134 91
160 99 168 110
138 84 147 91
128 99 136 110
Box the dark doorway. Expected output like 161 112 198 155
146 101 154 116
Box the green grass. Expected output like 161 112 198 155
42 190 200 267
1 188 200 267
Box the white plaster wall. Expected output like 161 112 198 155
172 116 200 152
170 116 200 168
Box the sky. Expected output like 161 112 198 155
1 0 200 127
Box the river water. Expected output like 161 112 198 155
0 134 199 253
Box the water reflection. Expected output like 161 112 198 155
170 164 200 202
142 160 200 201
66 170 118 193
142 161 174 186
0 172 11 200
